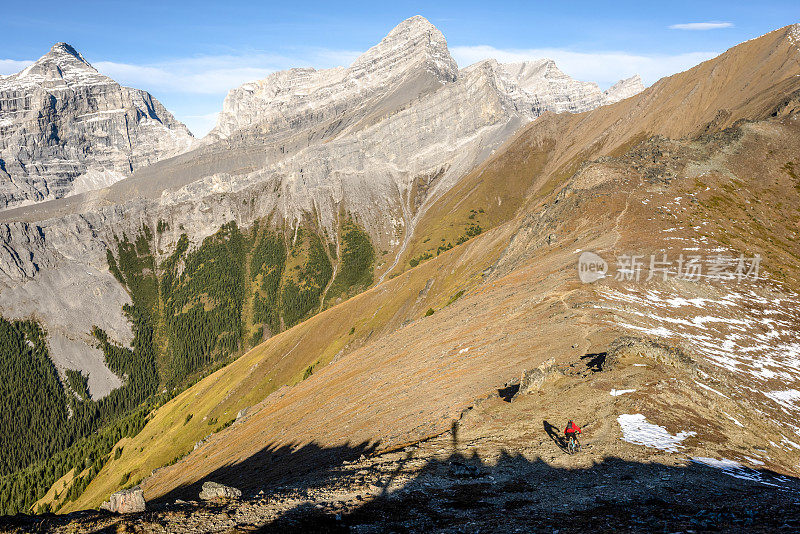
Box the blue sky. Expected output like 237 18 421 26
1 1 798 136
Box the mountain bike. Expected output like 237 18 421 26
567 434 581 454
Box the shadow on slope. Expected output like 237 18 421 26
251 447 800 532
155 440 380 505
2 436 800 532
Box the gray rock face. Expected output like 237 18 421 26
604 74 645 103
468 61 643 117
199 481 242 501
0 43 194 210
101 486 146 514
517 358 561 396
210 15 458 141
0 16 643 400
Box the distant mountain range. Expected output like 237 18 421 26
2 16 800 526
0 15 643 403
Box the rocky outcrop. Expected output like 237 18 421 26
608 337 697 376
517 358 562 395
0 43 194 210
470 61 643 117
199 481 242 501
603 74 644 103
100 487 146 514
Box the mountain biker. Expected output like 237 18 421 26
564 420 581 444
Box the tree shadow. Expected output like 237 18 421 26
255 448 800 533
155 440 380 504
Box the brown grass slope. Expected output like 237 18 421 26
65 24 800 510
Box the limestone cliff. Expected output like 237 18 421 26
0 43 194 209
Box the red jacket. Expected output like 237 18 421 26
564 422 581 434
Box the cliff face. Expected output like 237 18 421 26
0 43 193 209
210 15 459 140
0 17 642 401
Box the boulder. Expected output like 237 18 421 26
100 486 146 514
199 481 242 501
608 336 697 375
517 358 562 396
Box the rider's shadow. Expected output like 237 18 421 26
543 420 568 451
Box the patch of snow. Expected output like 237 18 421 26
691 457 796 489
781 436 800 450
765 390 800 411
723 412 744 427
596 287 800 424
610 389 636 396
618 414 695 453
693 380 729 398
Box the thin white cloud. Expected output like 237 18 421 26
93 49 360 95
0 48 360 137
669 22 734 31
450 45 719 87
0 59 33 75
0 49 360 93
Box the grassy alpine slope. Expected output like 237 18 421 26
43 23 800 516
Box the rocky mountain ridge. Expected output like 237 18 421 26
211 16 642 146
0 43 194 210
0 16 643 403
1 16 800 528
210 15 459 140
57 21 800 517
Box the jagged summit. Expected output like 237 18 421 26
47 42 89 63
210 16 642 140
0 43 194 210
460 57 642 116
351 15 458 82
209 16 461 139
12 42 102 86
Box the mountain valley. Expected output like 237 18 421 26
0 14 799 533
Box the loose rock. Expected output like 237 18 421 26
199 481 243 501
100 487 146 514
